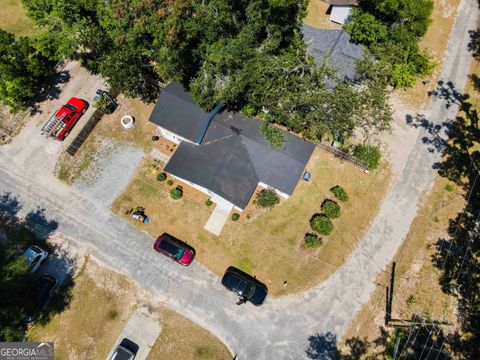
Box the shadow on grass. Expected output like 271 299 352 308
0 192 76 340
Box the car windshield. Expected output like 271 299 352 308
174 247 185 260
64 104 77 111
246 283 256 299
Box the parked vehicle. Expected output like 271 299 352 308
41 97 89 141
23 245 48 273
153 233 195 266
221 266 268 306
109 338 138 360
26 274 59 324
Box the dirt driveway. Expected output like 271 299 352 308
7 60 107 174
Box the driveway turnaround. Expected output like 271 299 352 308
0 1 477 358
105 307 161 360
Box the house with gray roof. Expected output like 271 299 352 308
149 82 315 212
302 24 365 81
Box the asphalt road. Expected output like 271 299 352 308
0 1 477 358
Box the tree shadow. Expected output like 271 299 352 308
306 326 449 359
28 69 71 115
0 192 75 340
406 59 480 359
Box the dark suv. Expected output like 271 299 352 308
26 274 58 323
153 233 195 266
221 266 268 306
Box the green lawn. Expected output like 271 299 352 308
0 0 41 37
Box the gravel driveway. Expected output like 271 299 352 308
0 2 477 358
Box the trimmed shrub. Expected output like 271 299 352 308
205 199 213 206
231 213 240 221
321 199 341 219
353 144 381 170
176 185 183 191
170 188 183 200
242 104 257 117
310 214 334 235
445 183 455 192
167 179 174 186
254 189 280 209
304 233 323 248
330 185 348 202
156 172 167 182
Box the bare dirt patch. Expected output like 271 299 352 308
304 0 342 30
55 95 155 184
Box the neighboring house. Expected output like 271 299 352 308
323 0 359 25
302 24 365 82
148 82 315 211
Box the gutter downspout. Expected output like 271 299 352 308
197 103 223 144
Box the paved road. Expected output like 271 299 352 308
0 1 477 358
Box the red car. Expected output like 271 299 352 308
42 97 88 141
154 233 195 266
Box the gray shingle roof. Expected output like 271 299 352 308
302 25 365 81
147 82 212 143
164 112 315 209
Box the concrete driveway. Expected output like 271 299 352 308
105 307 161 360
0 1 477 358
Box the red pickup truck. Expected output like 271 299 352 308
42 97 88 141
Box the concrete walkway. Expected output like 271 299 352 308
105 307 161 360
204 202 233 236
0 2 477 358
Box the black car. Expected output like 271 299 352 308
26 274 58 323
221 266 268 306
109 338 138 360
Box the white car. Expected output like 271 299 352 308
23 245 48 273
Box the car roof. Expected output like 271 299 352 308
111 345 135 360
222 268 253 295
24 245 45 263
158 237 180 254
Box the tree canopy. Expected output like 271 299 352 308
0 29 54 111
18 0 393 142
345 0 434 88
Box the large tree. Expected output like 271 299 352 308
0 29 54 111
345 0 434 88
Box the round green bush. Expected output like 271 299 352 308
167 179 174 186
254 189 280 209
231 213 240 221
321 199 341 219
330 185 348 202
156 172 167 182
310 214 334 235
304 233 323 248
176 185 183 191
205 199 213 206
353 144 381 170
170 188 183 200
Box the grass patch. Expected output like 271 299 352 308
235 257 255 273
28 258 137 360
147 308 231 360
113 147 391 295
0 0 41 37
